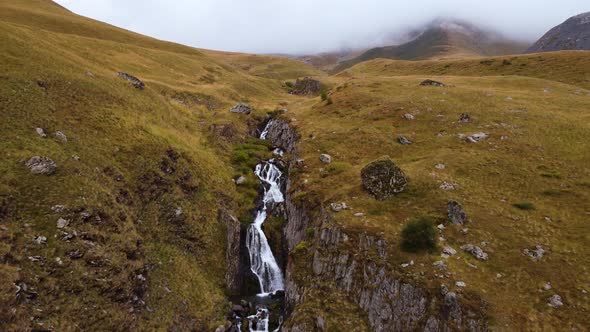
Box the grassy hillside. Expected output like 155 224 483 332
340 51 590 89
0 1 305 330
2 1 590 331
284 57 590 330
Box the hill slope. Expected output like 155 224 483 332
527 12 590 53
334 20 528 72
2 1 590 331
0 1 316 330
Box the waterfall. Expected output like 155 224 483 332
241 120 286 331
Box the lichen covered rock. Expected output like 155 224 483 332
26 156 57 175
361 157 408 200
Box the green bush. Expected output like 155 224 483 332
320 89 328 101
401 217 437 253
512 202 536 210
306 227 315 238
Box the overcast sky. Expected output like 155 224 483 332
54 0 588 54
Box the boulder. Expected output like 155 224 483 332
56 218 69 229
548 294 563 308
440 182 456 191
420 79 445 87
26 156 57 175
229 103 253 115
319 154 332 164
523 245 545 261
442 246 457 256
291 77 321 95
36 128 47 137
461 244 489 261
403 113 415 120
458 113 470 123
55 131 67 143
397 135 413 145
330 202 347 212
117 72 145 89
234 176 246 185
447 200 467 225
466 132 489 143
361 157 408 200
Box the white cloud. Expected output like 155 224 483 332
54 0 589 54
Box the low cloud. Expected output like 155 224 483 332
55 0 588 54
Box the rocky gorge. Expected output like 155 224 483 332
224 118 491 331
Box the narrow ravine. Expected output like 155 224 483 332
238 120 286 332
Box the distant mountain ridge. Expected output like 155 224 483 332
527 12 590 53
333 19 529 72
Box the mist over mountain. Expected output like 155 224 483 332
54 0 587 54
331 18 530 72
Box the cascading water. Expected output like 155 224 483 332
240 120 285 332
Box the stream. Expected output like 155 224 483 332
239 120 286 332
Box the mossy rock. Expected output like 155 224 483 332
361 157 408 200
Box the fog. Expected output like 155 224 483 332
54 0 588 54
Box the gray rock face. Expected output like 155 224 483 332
229 103 253 115
319 154 332 164
420 79 445 87
361 158 408 200
297 225 487 331
117 72 145 89
527 12 590 53
461 244 489 261
291 77 321 95
26 156 57 175
219 209 242 293
448 200 468 225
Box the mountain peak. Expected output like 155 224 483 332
527 11 590 53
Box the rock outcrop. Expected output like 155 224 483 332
25 156 57 175
420 79 445 87
448 200 468 225
117 72 145 89
219 209 242 293
361 157 408 200
291 77 322 95
229 103 253 115
287 223 488 331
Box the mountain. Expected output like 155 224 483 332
527 12 590 53
334 19 529 72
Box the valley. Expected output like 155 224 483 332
1 1 589 331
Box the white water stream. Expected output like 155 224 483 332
242 121 285 332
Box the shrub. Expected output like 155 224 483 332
320 89 328 101
512 202 536 210
401 217 437 253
